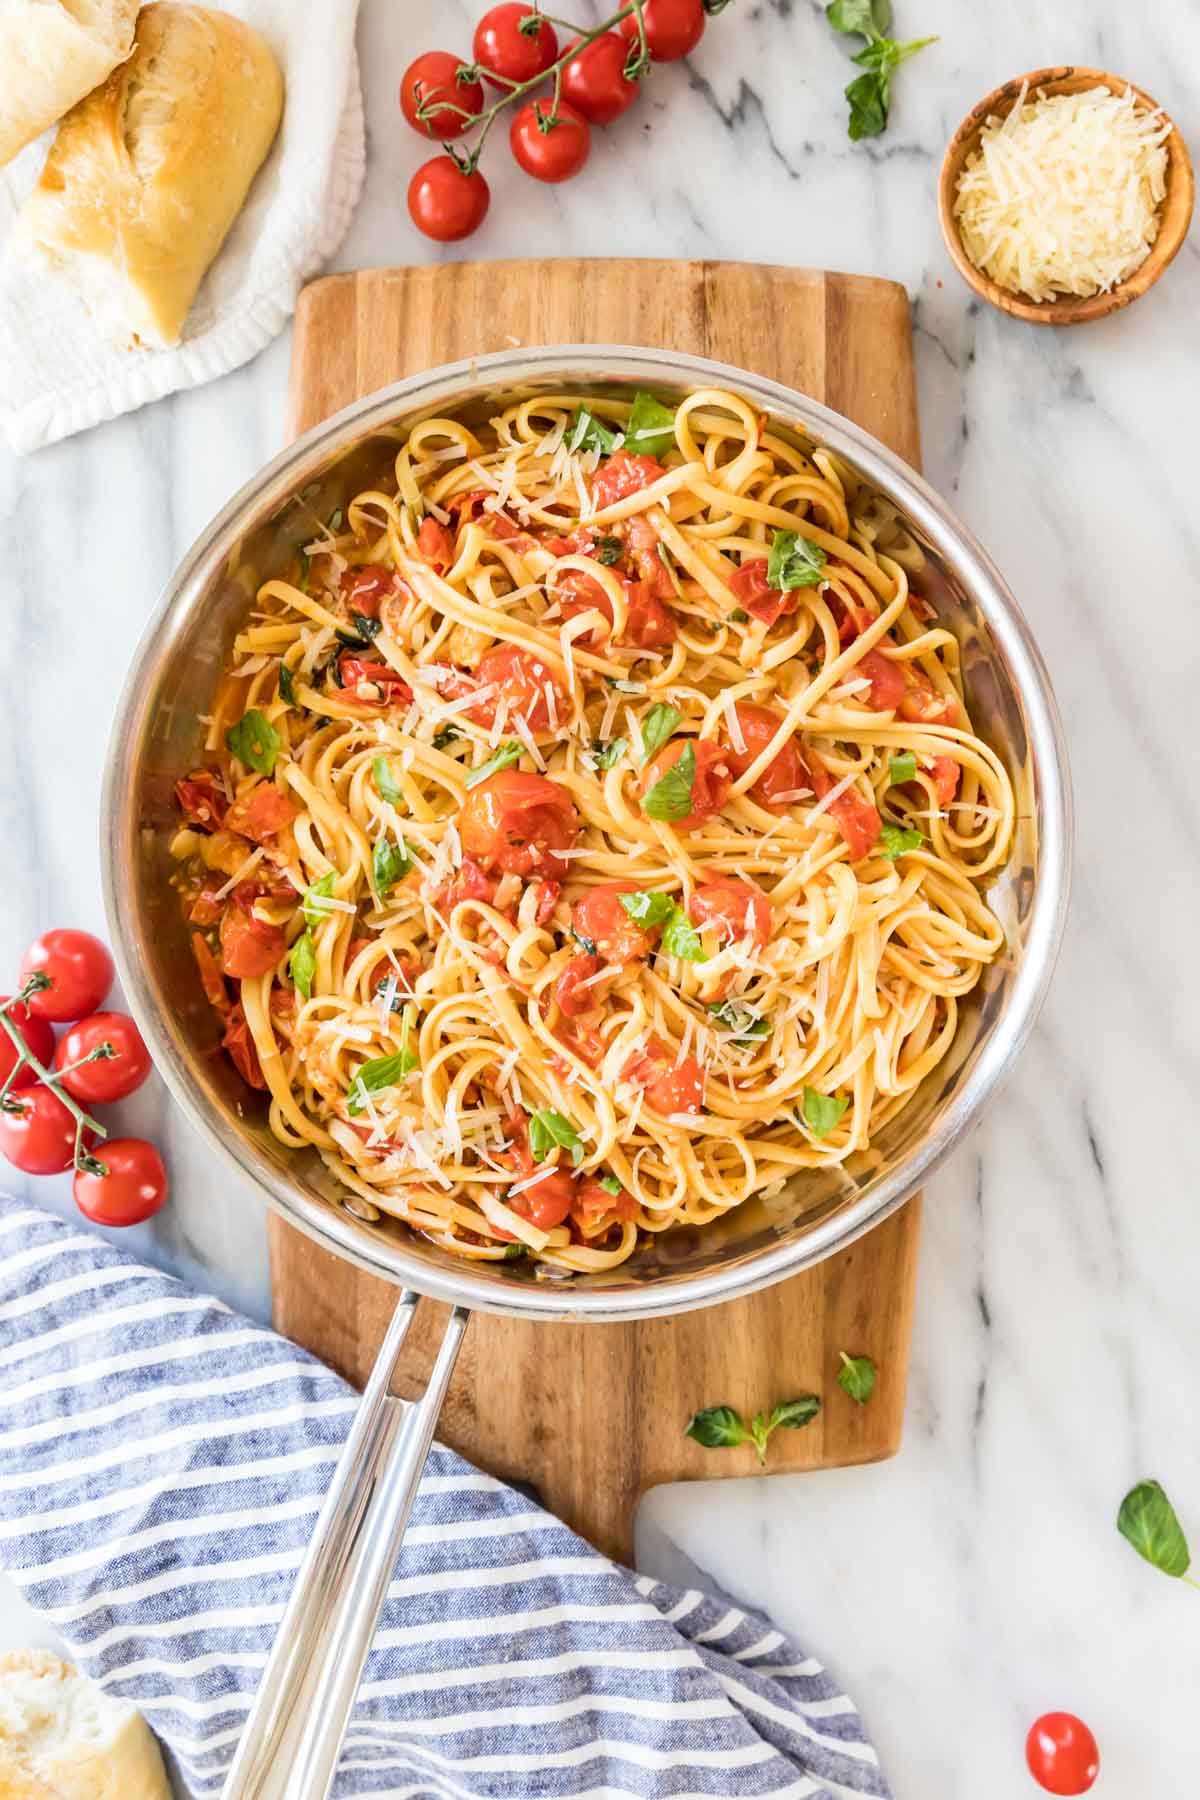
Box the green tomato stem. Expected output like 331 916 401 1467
0 1008 108 1164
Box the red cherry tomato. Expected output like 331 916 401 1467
0 998 55 1092
722 702 808 809
459 770 580 878
400 51 484 140
219 884 287 981
590 449 665 510
620 1036 705 1116
507 1167 575 1230
74 1138 168 1228
407 156 491 243
53 1012 152 1106
561 32 641 125
1025 1713 1099 1796
0 1085 77 1175
572 883 659 965
20 930 113 1023
639 737 732 832
459 644 569 733
618 0 705 62
474 3 558 85
688 877 772 954
510 100 591 183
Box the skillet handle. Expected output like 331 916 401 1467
222 1291 470 1800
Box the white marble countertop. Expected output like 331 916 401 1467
3 0 1200 1792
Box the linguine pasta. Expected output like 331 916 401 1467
171 383 1013 1276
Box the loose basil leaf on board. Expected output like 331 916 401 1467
619 889 676 926
373 837 412 895
889 752 918 785
278 663 296 706
225 709 281 777
1117 1480 1192 1579
802 1087 850 1139
639 703 681 766
528 1108 584 1166
660 905 707 962
302 871 336 928
598 1173 622 1196
768 1395 822 1431
373 755 404 805
568 407 618 456
592 738 628 771
595 536 624 566
685 1405 749 1451
624 389 676 457
879 822 924 859
837 1352 877 1405
289 931 316 1001
641 741 695 822
466 741 523 789
767 529 827 591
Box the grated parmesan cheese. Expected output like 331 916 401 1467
954 83 1170 302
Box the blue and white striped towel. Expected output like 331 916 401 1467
0 1196 890 1800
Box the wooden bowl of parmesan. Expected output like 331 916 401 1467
939 67 1194 324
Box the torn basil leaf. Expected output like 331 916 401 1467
618 889 676 926
837 1351 877 1405
625 389 676 458
373 755 403 805
289 930 316 1001
528 1108 584 1166
802 1087 850 1139
592 738 628 771
568 407 618 456
641 741 695 822
373 837 412 895
225 709 281 777
302 871 337 928
466 741 523 789
888 752 918 785
879 822 923 859
639 703 681 765
767 529 827 592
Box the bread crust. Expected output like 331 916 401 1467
0 0 139 167
0 1648 171 1800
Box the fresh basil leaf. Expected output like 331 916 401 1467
570 925 597 955
347 1035 417 1115
767 529 827 592
302 871 337 928
826 0 889 34
598 1173 622 1196
592 737 628 771
685 1405 749 1451
373 836 412 895
373 755 403 805
769 1395 822 1431
640 703 681 765
641 741 695 822
1117 1480 1192 1579
226 709 281 777
289 930 316 1001
503 1243 528 1259
660 905 707 962
619 889 676 927
433 725 459 750
327 509 344 532
568 407 618 456
528 1107 584 1166
595 536 623 566
728 608 749 623
837 1352 876 1405
802 1087 850 1139
625 389 676 458
351 611 382 640
466 740 523 789
278 663 296 706
889 752 918 785
708 1000 770 1041
879 822 924 859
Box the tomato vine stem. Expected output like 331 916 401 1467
0 986 109 1171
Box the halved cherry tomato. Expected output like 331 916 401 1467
340 564 397 619
557 571 675 649
722 702 807 809
553 953 602 1015
459 770 579 877
625 514 675 597
224 784 297 843
562 31 641 124
688 878 772 954
175 770 227 832
418 516 455 572
639 738 732 833
20 931 113 1023
0 1085 76 1174
1025 1712 1099 1796
442 858 498 911
400 50 484 140
857 648 907 712
73 1139 168 1227
508 1167 575 1230
474 4 558 85
620 1036 705 1116
338 658 413 706
463 644 569 732
730 557 796 629
858 644 959 726
0 999 55 1092
510 100 591 183
591 450 665 511
617 0 705 61
222 1004 267 1089
572 882 659 964
408 156 491 243
54 1012 151 1105
928 754 960 806
809 761 882 861
189 881 225 927
219 885 287 980
573 1174 637 1225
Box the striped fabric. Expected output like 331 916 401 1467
0 1197 890 1800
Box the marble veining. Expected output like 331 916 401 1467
3 0 1200 1791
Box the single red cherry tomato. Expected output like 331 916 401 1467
400 51 484 140
219 884 287 981
20 930 114 1023
74 1139 169 1228
459 770 580 877
688 877 772 955
510 100 591 183
561 32 641 125
1025 1713 1099 1796
0 998 55 1092
572 883 659 965
0 1085 77 1175
407 156 491 243
507 1166 575 1230
223 783 297 844
722 702 808 809
639 737 732 832
469 644 569 732
474 3 558 85
618 0 705 62
620 1036 705 1116
590 449 666 511
53 1012 152 1106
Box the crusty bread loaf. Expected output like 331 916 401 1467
15 2 285 348
0 1648 171 1800
0 0 138 167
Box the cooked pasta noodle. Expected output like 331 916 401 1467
171 383 1013 1276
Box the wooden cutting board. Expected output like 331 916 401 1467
272 260 922 1564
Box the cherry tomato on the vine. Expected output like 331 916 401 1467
20 930 113 1023
400 51 485 140
0 1086 77 1175
561 32 641 125
618 0 705 62
473 3 558 85
510 100 591 183
0 998 55 1092
407 156 491 242
54 1012 152 1106
1025 1713 1099 1796
73 1138 168 1227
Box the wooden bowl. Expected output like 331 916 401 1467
938 66 1195 325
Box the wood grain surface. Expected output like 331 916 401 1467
274 259 923 1564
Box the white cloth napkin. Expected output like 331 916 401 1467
0 0 365 455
